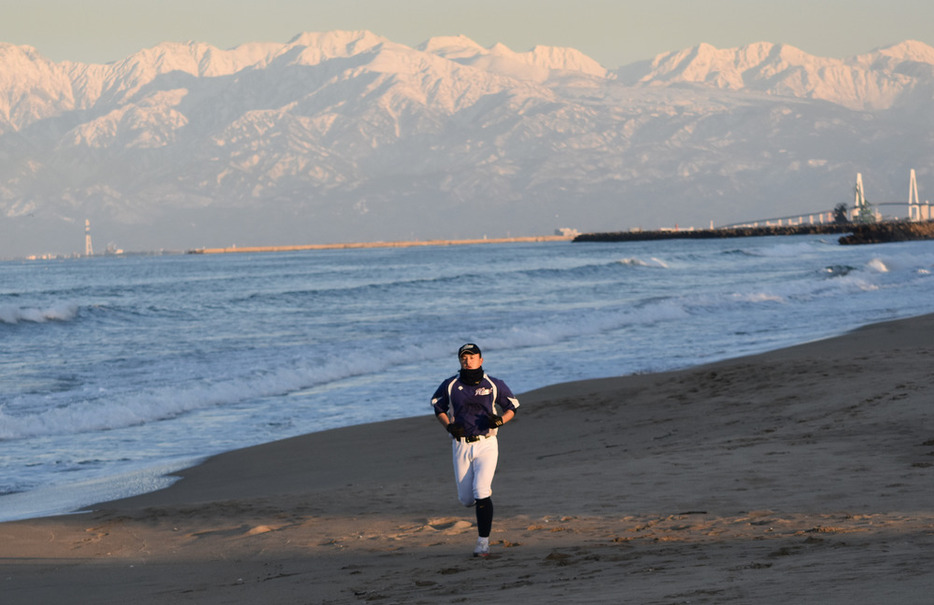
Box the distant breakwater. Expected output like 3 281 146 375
574 224 850 243
575 221 934 245
184 222 934 255
187 235 573 254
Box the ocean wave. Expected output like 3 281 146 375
821 265 857 277
617 257 669 268
232 270 492 304
732 240 828 258
235 258 664 303
0 303 79 324
0 297 699 442
730 292 785 303
722 248 757 257
0 342 433 441
866 258 889 273
472 297 691 357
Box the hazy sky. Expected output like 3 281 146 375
2 0 932 68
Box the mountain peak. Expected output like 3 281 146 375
285 30 386 55
418 38 606 81
526 45 607 77
862 40 934 64
0 42 61 73
619 40 925 110
417 35 486 59
0 42 43 60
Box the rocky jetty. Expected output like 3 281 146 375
573 224 850 243
838 221 934 245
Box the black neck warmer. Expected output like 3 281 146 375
459 367 484 385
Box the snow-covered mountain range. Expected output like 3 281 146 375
2 30 933 257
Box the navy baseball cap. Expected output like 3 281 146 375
458 343 482 357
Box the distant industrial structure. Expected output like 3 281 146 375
908 169 932 221
851 173 877 223
85 219 93 256
722 169 929 229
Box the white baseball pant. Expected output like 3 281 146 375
451 436 499 506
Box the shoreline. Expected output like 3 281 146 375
2 314 933 603
0 312 913 526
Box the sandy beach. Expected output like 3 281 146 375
2 315 933 604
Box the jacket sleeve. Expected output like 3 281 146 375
492 377 520 413
431 377 453 416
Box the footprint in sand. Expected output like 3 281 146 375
426 517 474 534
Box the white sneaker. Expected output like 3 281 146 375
473 537 490 558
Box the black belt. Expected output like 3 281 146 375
458 434 492 443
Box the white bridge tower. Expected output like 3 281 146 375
851 173 876 223
908 169 931 222
85 219 94 256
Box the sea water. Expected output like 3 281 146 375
2 235 934 521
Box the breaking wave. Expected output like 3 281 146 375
617 257 669 268
0 303 79 324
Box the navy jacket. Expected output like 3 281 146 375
431 373 520 437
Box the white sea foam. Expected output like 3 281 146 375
0 351 387 440
0 458 196 522
731 292 785 303
0 303 79 324
0 334 468 442
618 257 669 268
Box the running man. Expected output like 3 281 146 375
431 343 519 557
